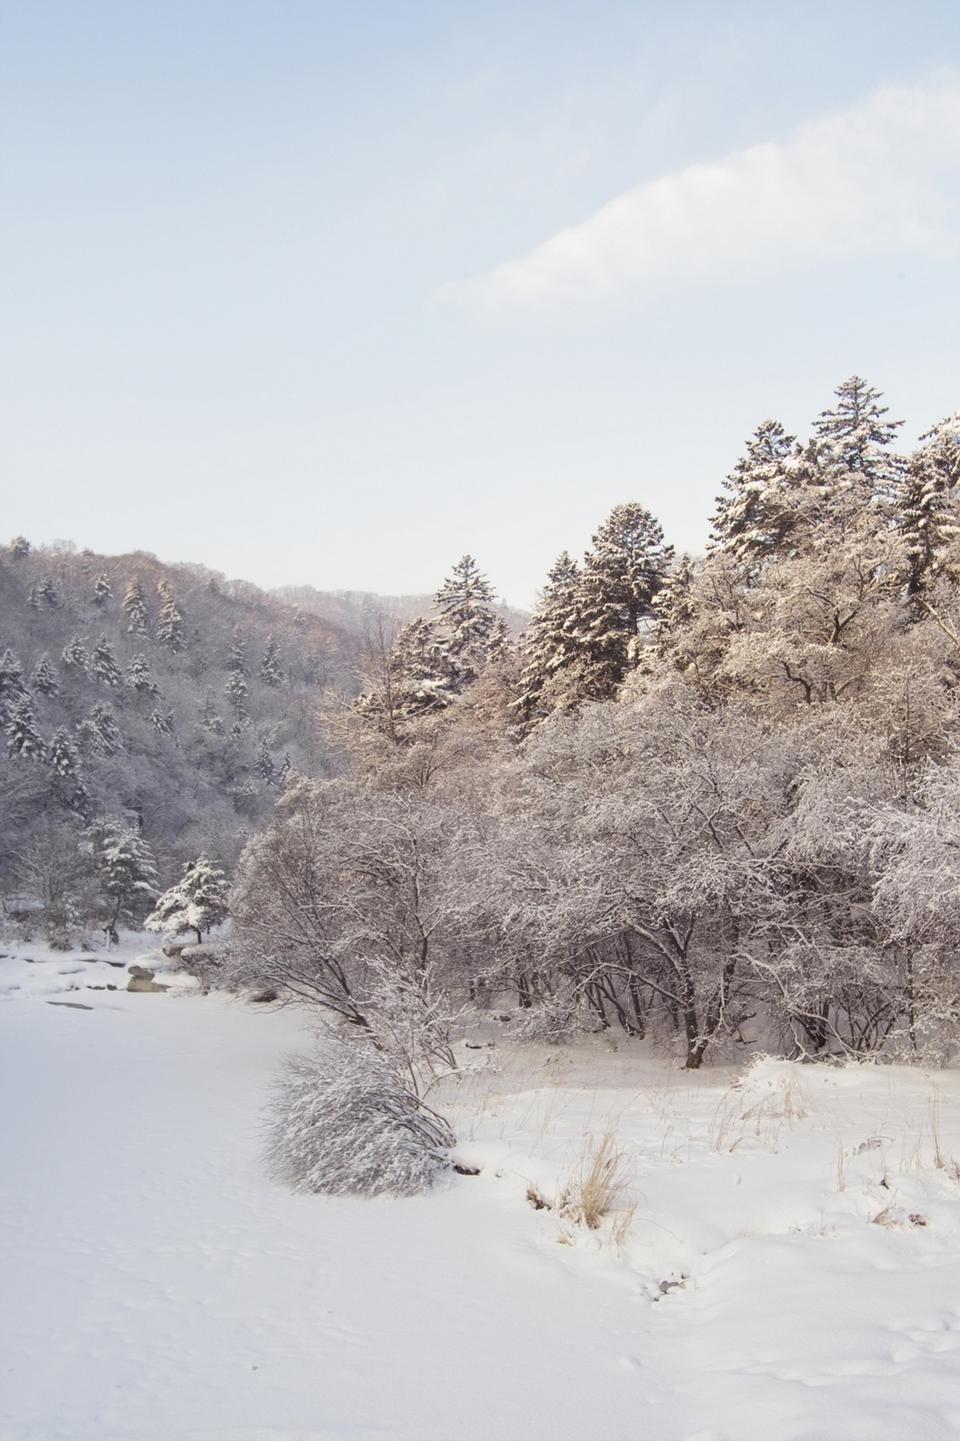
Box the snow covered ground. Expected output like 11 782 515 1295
3 943 960 1441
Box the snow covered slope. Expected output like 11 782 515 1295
2 947 960 1441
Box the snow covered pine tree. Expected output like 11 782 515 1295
146 853 229 945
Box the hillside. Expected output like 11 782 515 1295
0 538 356 881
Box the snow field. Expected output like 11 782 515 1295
2 945 960 1440
443 1046 960 1439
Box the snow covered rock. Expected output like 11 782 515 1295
127 966 168 993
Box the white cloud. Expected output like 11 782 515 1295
445 79 960 307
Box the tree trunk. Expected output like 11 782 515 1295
904 954 917 1055
683 1008 704 1068
627 973 647 1039
105 895 122 945
586 981 610 1029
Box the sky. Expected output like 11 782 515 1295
2 1 960 608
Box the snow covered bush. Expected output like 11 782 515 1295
171 942 231 994
266 1040 456 1198
15 821 98 949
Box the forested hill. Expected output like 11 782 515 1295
273 585 529 637
0 541 354 877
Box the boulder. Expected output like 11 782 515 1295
127 976 169 993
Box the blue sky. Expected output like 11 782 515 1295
2 1 959 606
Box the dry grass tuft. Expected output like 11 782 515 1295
559 1132 630 1231
929 1090 945 1170
609 1200 637 1251
710 1068 811 1155
708 1093 747 1154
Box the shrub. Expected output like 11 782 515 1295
266 1040 455 1198
514 992 588 1045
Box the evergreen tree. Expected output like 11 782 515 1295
156 580 185 653
225 667 248 721
78 702 124 757
27 584 43 609
762 379 905 562
126 652 157 694
809 375 905 539
277 753 292 788
396 616 444 681
709 419 800 564
199 694 225 737
9 535 30 557
226 624 248 675
145 853 229 944
512 552 581 731
62 634 89 674
652 554 701 673
813 376 904 486
91 635 123 688
355 615 455 730
92 572 113 607
488 616 511 663
6 695 44 761
565 502 673 700
38 577 60 608
122 579 149 638
895 414 960 599
30 652 60 698
259 634 284 688
150 706 176 737
653 554 698 645
434 554 498 689
0 649 26 714
47 727 87 813
75 714 97 756
394 616 453 713
47 725 79 780
256 735 276 784
89 817 159 939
